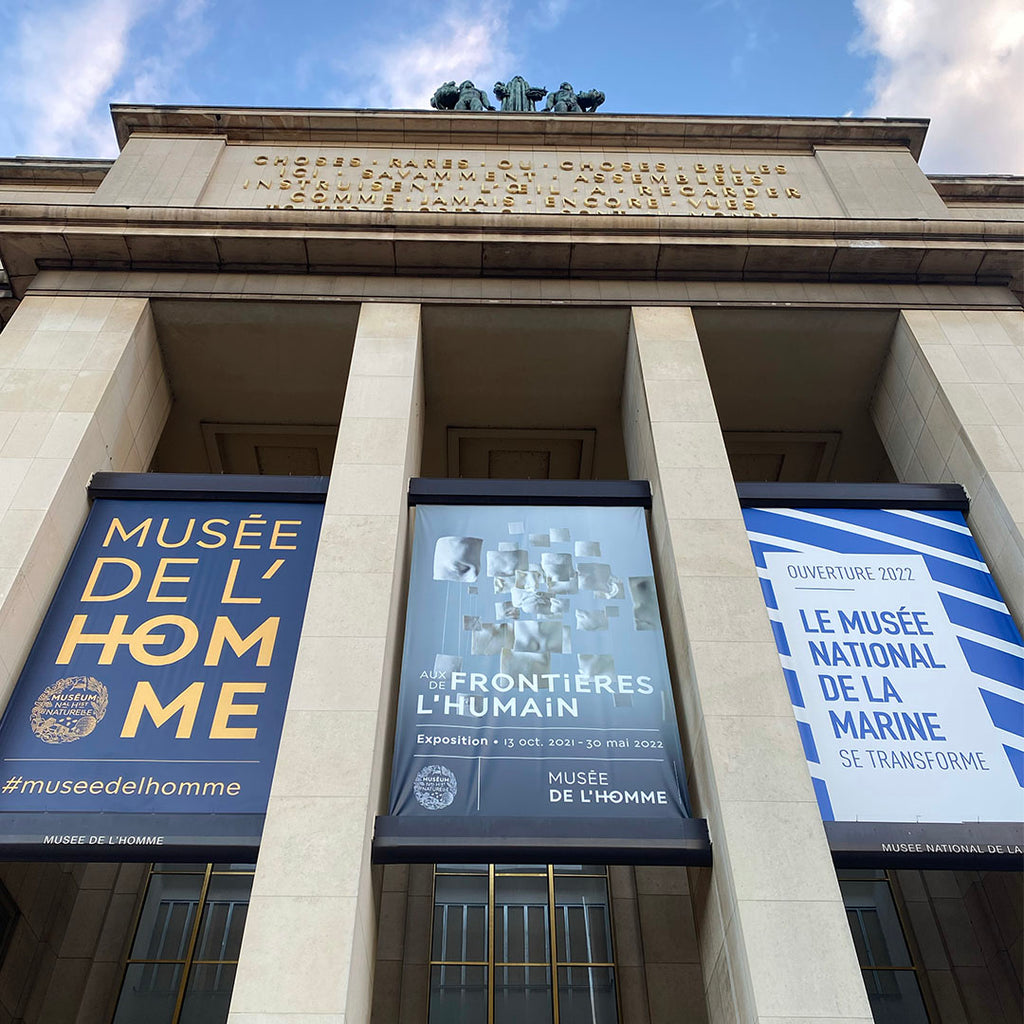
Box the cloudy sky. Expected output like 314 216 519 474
0 0 1020 174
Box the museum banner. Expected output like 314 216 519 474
742 490 1024 867
378 490 706 864
0 475 325 859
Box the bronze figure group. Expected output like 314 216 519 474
431 77 604 114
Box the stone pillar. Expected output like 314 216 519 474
621 306 872 1024
871 307 1023 626
229 303 423 1024
0 294 169 699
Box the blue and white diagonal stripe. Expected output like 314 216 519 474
743 507 1024 823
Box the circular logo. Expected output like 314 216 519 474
414 763 457 810
30 677 108 744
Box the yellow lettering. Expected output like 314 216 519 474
129 615 199 665
82 558 141 602
103 518 152 548
198 519 228 548
121 680 204 738
204 616 279 667
210 682 266 739
156 518 195 548
234 516 265 549
58 613 129 664
147 558 198 603
221 559 261 604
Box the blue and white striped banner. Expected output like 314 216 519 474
743 507 1024 825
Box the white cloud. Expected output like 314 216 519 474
529 0 572 29
120 0 210 104
854 0 1024 173
336 3 515 111
0 0 212 159
0 0 142 156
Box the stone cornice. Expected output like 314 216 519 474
0 158 113 186
1 201 1020 298
110 105 931 159
927 175 1024 205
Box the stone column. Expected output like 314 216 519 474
871 307 1023 626
621 306 872 1024
0 294 169 700
229 303 423 1024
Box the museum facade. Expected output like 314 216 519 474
0 98 1021 1024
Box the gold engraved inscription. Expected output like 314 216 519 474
239 150 809 217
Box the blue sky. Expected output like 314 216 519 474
0 0 1021 174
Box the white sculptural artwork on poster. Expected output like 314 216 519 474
430 514 659 678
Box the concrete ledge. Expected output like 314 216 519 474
110 105 932 157
1 204 1020 294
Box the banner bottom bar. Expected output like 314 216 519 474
372 815 712 866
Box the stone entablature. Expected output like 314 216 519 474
90 108 949 221
0 107 1021 303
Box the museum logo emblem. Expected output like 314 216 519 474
30 676 109 744
414 763 457 810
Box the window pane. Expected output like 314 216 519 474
495 877 550 963
558 966 618 1024
863 969 929 1024
179 963 237 1024
494 964 553 1024
841 880 912 967
554 876 613 963
430 964 487 1024
432 875 488 962
130 873 203 960
112 963 183 1024
193 875 252 962
436 864 488 873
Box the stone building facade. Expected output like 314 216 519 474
0 103 1020 1024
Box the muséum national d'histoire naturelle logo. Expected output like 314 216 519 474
414 763 457 810
30 677 109 744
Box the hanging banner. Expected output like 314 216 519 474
0 485 323 858
743 505 1024 843
387 504 691 833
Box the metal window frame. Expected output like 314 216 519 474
115 863 255 1024
428 863 622 1024
837 868 932 1022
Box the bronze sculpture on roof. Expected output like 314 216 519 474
493 76 548 112
431 76 604 113
431 80 496 111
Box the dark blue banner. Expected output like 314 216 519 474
0 496 322 856
388 505 691 824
